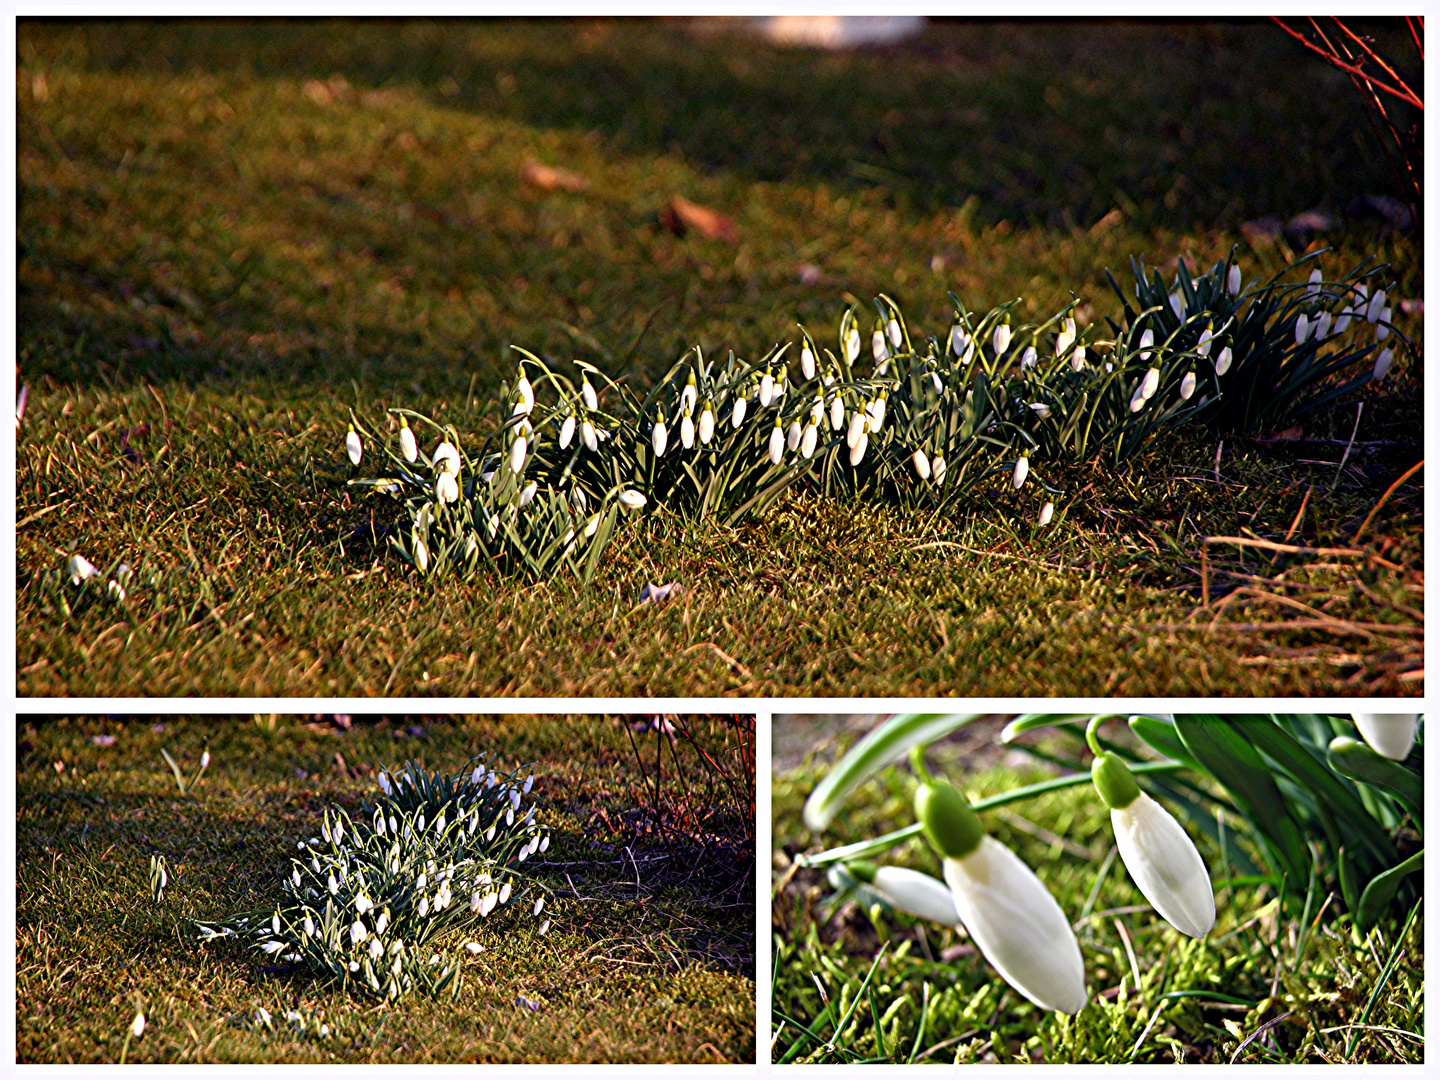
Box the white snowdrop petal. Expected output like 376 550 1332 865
1111 794 1216 939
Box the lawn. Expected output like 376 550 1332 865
16 715 756 1063
16 18 1423 696
770 715 1423 1064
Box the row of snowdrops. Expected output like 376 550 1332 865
191 754 553 1005
335 250 1401 583
794 713 1421 1015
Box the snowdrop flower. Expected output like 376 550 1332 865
786 420 802 452
915 776 1087 1013
558 411 576 449
680 411 695 449
378 772 391 796
310 856 321 873
291 868 301 888
846 409 866 449
652 418 668 456
433 441 461 476
872 328 889 363
949 324 968 356
1295 313 1310 345
912 448 931 480
1130 388 1147 413
417 896 429 917
1070 345 1086 372
992 319 1011 355
1307 267 1323 296
731 393 748 429
398 420 419 462
680 373 698 414
759 369 775 407
1038 501 1054 526
1197 325 1213 357
1214 346 1233 376
1335 312 1352 334
500 882 512 904
518 481 538 507
272 911 282 934
348 961 359 973
435 471 459 504
346 424 363 465
535 897 545 916
845 325 861 363
1366 288 1386 323
465 941 483 954
509 432 528 473
698 403 715 444
480 892 498 916
887 317 902 348
69 554 99 585
800 422 818 459
355 893 372 915
869 394 886 429
830 395 845 431
540 920 551 935
1352 714 1419 760
416 873 428 892
1056 318 1076 355
1021 346 1037 370
1180 370 1196 400
846 861 961 925
303 915 315 937
580 418 598 451
1315 311 1332 339
1092 751 1215 938
1013 456 1029 489
506 806 516 826
1375 309 1391 341
511 788 522 811
1227 264 1242 295
131 1012 146 1037
514 375 535 416
849 427 868 467
1372 348 1394 381
768 419 785 466
1028 402 1051 420
540 835 550 852
524 774 535 794
1169 291 1183 318
619 489 646 511
581 377 598 411
256 1007 272 1025
932 455 946 485
1141 367 1160 400
262 939 286 954
801 345 816 380
375 910 388 935
1137 328 1153 361
368 937 384 960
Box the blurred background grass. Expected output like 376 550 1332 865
16 17 1423 696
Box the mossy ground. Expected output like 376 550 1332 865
771 721 1423 1064
17 716 756 1063
17 18 1422 695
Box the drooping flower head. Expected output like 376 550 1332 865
913 768 1087 1014
1091 748 1215 939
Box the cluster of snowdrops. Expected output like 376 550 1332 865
796 713 1421 1015
193 754 552 1004
338 251 1402 583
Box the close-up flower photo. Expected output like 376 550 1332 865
16 715 756 1063
771 713 1423 1064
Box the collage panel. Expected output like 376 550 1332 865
16 714 757 1064
771 712 1423 1065
15 16 1421 698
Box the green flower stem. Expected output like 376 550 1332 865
797 760 1186 867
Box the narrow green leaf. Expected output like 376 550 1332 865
1356 849 1422 932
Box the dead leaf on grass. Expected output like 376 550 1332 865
521 159 590 193
660 196 739 244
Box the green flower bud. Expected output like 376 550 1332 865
1091 751 1141 809
913 780 983 859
